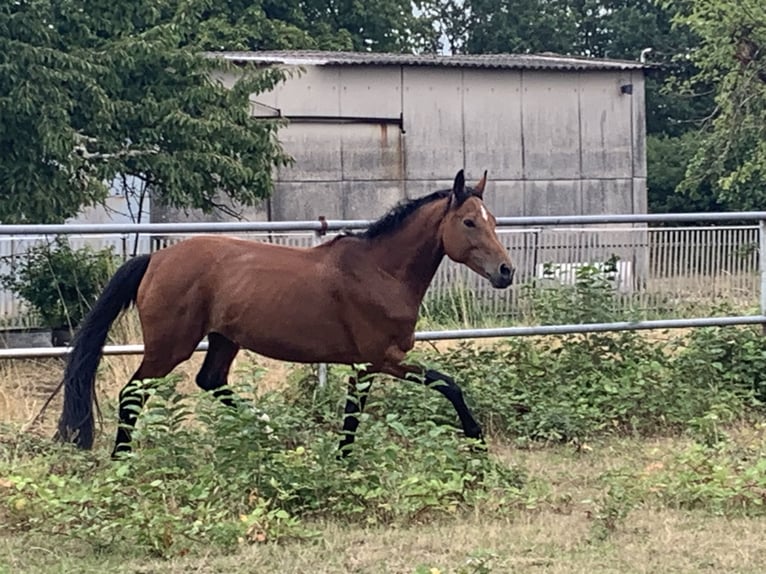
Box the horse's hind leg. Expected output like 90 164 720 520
112 340 202 458
195 332 240 406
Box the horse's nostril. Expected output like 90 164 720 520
499 263 512 278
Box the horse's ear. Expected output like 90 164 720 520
451 169 469 206
474 170 488 199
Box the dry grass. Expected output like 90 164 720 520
0 311 310 437
7 510 766 574
0 326 704 441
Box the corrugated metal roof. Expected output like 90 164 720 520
207 50 647 72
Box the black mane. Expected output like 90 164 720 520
357 189 451 239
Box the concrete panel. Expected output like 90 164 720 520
462 70 523 179
341 123 404 181
521 71 581 179
405 179 453 200
631 72 647 178
151 196 268 224
579 72 633 179
581 179 633 215
632 177 647 214
402 68 464 179
342 181 405 220
238 203 270 222
276 124 343 182
524 180 581 216
270 181 343 221
272 66 341 116
209 70 280 115
340 66 401 117
483 180 524 218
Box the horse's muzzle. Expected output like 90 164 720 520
489 263 514 289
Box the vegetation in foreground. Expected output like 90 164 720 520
3 323 766 572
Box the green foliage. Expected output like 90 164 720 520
520 256 635 325
420 285 498 329
647 132 723 215
679 325 766 396
0 238 116 330
183 0 432 52
6 320 766 558
419 262 766 446
406 323 766 447
588 468 643 541
414 552 498 574
590 428 766 537
0 0 113 222
665 0 766 210
650 438 766 515
0 0 292 224
420 257 640 330
1 372 527 557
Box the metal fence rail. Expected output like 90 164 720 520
1 315 764 359
0 211 764 360
0 210 763 235
1 226 761 327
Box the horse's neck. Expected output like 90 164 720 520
365 201 446 302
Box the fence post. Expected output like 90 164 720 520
760 221 766 335
314 216 329 389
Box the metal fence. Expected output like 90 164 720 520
0 223 760 328
0 212 764 359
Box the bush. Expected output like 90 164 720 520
2 372 529 557
519 255 636 325
0 237 117 331
397 325 766 446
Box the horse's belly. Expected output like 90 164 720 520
234 328 361 364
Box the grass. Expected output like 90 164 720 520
5 322 766 573
3 437 766 573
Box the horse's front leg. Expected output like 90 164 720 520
337 369 374 458
381 362 484 443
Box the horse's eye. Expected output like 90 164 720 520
463 219 476 228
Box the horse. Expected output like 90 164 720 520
55 169 515 457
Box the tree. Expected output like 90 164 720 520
0 0 291 224
0 0 112 223
72 2 292 222
462 0 578 55
181 0 431 53
666 0 766 210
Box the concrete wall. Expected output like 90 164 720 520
153 63 646 225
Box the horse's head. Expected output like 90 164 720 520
441 170 515 289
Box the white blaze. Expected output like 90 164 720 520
480 205 488 221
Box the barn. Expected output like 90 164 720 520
153 50 647 224
6 50 648 335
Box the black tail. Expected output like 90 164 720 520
55 254 152 449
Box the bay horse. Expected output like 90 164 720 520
55 169 515 457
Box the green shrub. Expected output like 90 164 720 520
2 372 528 557
591 431 766 531
6 301 766 557
519 255 637 325
0 237 117 330
400 325 766 446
